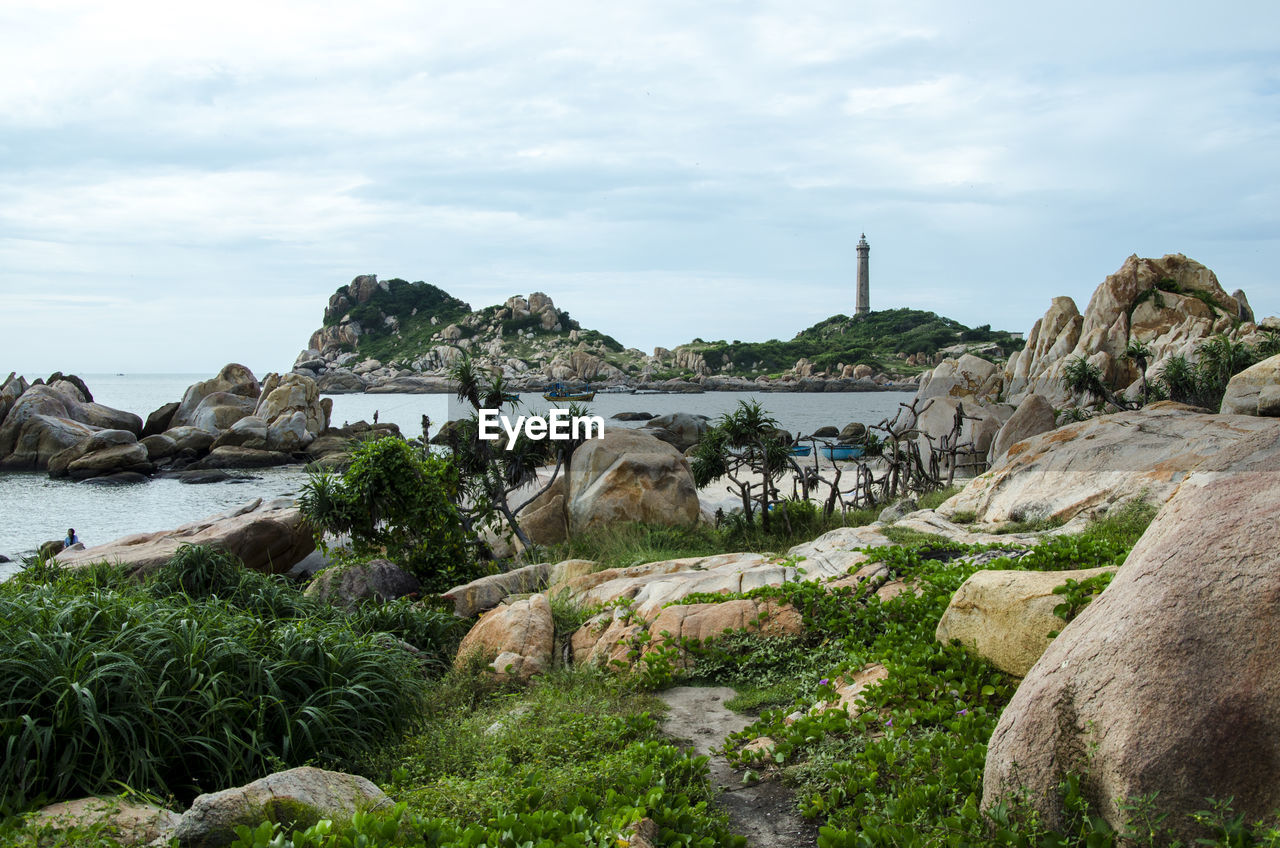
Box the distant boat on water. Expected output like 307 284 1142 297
542 383 596 402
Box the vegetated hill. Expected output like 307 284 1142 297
679 308 1025 378
305 276 647 383
302 276 1022 388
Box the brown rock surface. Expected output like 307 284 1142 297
982 424 1280 842
175 767 389 848
455 593 554 680
1221 352 1280 416
936 566 1116 676
989 393 1057 461
32 797 180 846
566 429 700 536
939 402 1280 529
170 364 260 430
55 497 315 578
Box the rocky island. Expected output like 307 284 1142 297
291 274 1025 394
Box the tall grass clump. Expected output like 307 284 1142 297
0 545 448 810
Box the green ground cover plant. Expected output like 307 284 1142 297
0 546 455 810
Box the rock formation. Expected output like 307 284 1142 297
982 422 1280 842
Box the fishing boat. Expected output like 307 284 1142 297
542 383 596 402
820 445 865 461
501 392 520 403
788 445 812 457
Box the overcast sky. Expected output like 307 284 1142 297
2 1 1277 376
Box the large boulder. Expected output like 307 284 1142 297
935 566 1115 677
0 382 138 470
187 446 294 469
982 424 1280 843
989 393 1058 461
1005 255 1240 408
455 593 554 680
48 429 139 478
316 370 365 394
916 354 1001 403
175 767 389 848
142 401 180 437
31 797 180 846
187 392 257 435
1221 353 1280 416
66 441 152 481
253 372 327 441
642 412 708 452
55 498 315 578
303 559 421 611
170 364 260 430
566 429 701 536
939 402 1280 529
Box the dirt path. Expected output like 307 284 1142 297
659 686 816 848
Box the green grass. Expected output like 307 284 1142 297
0 546 458 810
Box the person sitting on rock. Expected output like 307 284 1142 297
64 528 79 547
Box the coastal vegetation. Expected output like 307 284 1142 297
684 308 1024 378
0 546 458 811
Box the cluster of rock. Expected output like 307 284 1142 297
293 275 919 394
30 766 389 848
0 365 363 484
899 254 1280 474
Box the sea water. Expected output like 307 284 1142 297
0 374 912 571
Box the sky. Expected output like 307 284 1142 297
2 0 1278 376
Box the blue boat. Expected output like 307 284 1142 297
788 445 812 457
820 445 864 461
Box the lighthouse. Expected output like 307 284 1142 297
855 233 870 316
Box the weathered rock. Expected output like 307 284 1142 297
164 426 217 454
455 594 554 680
936 566 1116 677
518 474 569 547
1221 353 1280 416
81 471 149 486
188 392 257 435
567 430 700 536
212 415 269 450
142 401 180 437
1232 288 1255 322
811 425 839 438
574 598 803 670
982 424 1280 842
67 442 152 481
916 353 1000 403
175 767 389 848
32 797 180 846
611 412 655 421
443 562 552 618
48 429 138 478
837 421 866 443
170 364 260 430
55 498 315 578
1007 255 1241 408
939 402 1280 529
187 446 293 469
989 393 1058 460
254 372 327 438
141 433 179 460
266 411 311 452
316 370 365 394
304 559 421 611
642 412 708 452
0 383 138 470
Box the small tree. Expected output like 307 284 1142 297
299 436 481 594
690 400 789 531
1123 339 1152 406
1062 355 1129 412
443 356 581 551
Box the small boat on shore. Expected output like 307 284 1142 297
788 445 812 457
820 445 864 460
542 383 596 402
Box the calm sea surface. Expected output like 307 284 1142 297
0 373 912 572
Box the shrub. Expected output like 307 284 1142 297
299 437 481 593
0 549 441 809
